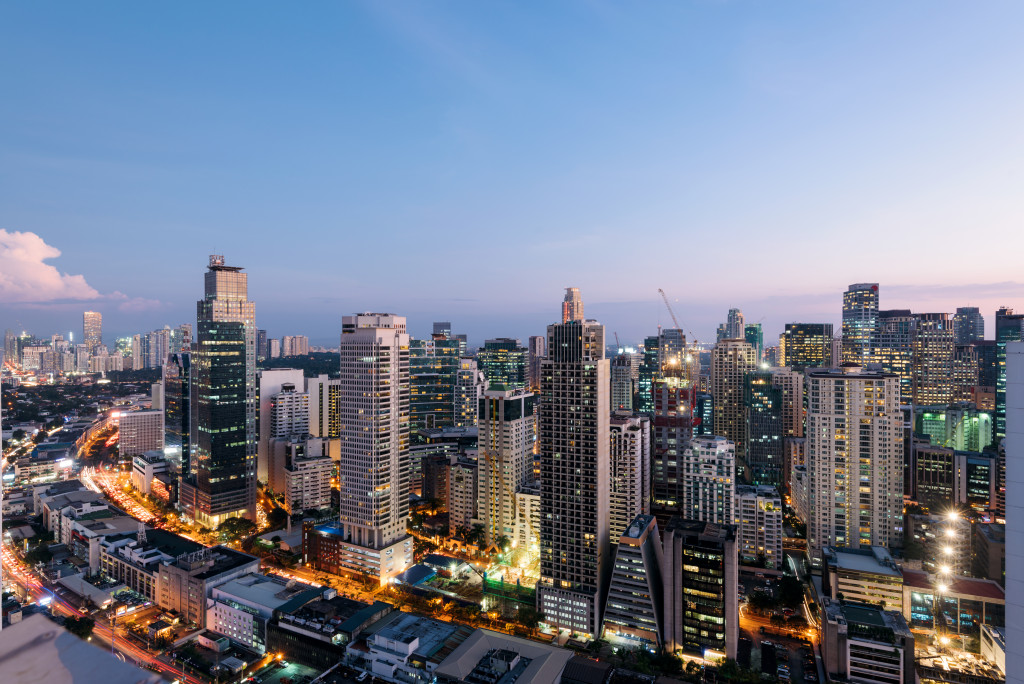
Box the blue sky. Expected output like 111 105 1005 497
2 2 1023 346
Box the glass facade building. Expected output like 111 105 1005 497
478 338 528 391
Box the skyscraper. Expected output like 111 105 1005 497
681 436 736 526
912 312 954 405
477 387 535 548
538 319 610 637
651 357 695 512
841 283 880 365
478 338 528 391
635 335 660 415
744 370 783 486
805 366 902 563
162 352 191 474
454 358 485 427
179 255 257 528
561 287 584 323
779 323 833 369
875 310 915 403
723 308 745 340
256 329 269 361
610 354 634 411
336 313 413 584
953 307 985 345
744 323 763 361
527 335 546 390
609 412 651 541
409 335 461 431
83 311 102 354
995 307 1024 439
710 338 757 474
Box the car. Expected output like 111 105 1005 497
355 674 369 682
782 608 795 616
805 672 818 682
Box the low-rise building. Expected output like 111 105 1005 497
821 601 915 684
433 629 575 684
301 520 413 584
267 597 393 671
206 573 324 654
348 611 474 683
980 624 1005 675
972 523 1005 586
901 569 1005 637
823 546 904 611
131 450 169 496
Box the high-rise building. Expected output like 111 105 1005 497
477 387 535 548
336 313 413 584
269 338 281 358
561 287 584 323
454 358 485 427
953 344 981 402
725 308 745 340
279 437 332 515
735 485 784 569
148 328 171 369
257 368 306 482
913 313 954 406
681 436 736 526
875 309 915 403
538 319 610 637
662 518 738 658
779 323 833 369
744 370 783 486
635 335 660 415
805 366 902 563
610 354 634 411
995 307 1024 439
651 360 694 512
162 352 191 474
744 323 763 361
953 307 985 345
256 329 269 361
306 374 341 452
179 256 257 528
170 323 192 353
448 459 478 537
281 335 309 357
478 338 528 391
432 321 452 338
609 412 651 541
1004 342 1024 682
83 311 102 354
710 339 757 469
601 515 664 647
770 367 804 439
527 335 546 390
119 410 164 458
842 283 880 365
409 336 461 432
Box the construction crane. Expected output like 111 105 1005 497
657 288 699 392
658 288 682 330
614 331 621 352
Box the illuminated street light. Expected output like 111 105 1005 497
937 583 949 593
939 565 951 575
943 546 953 555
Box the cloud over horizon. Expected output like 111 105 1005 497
0 229 100 303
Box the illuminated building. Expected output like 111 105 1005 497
744 323 763 361
842 282 879 365
875 309 915 403
744 370 783 486
561 287 584 323
681 436 735 526
409 335 461 431
610 354 634 410
953 306 985 345
609 411 650 541
334 313 413 585
478 338 528 391
953 344 981 401
1003 342 1024 679
477 386 535 547
694 392 714 436
454 358 485 427
779 323 833 369
256 329 268 361
162 352 190 473
528 334 546 389
710 338 756 467
736 485 783 569
771 366 804 438
914 404 993 453
913 312 954 406
635 335 660 415
995 307 1023 439
119 410 164 458
821 601 914 684
448 458 477 537
83 311 102 354
805 366 902 564
538 319 610 637
257 368 305 482
306 373 341 442
281 438 332 514
651 352 694 512
601 514 663 647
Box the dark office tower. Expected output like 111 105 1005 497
478 338 528 391
841 283 879 365
163 352 191 475
995 307 1024 439
179 255 257 528
745 371 783 486
83 311 102 353
976 340 999 392
432 321 452 339
3 330 15 365
913 313 954 406
635 336 660 414
651 360 695 512
744 324 764 361
953 307 985 345
409 335 460 431
694 393 714 435
538 319 610 638
527 335 546 390
256 329 269 361
953 344 980 402
875 310 915 403
779 323 834 370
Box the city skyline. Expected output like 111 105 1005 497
2 2 1024 344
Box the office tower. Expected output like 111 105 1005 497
710 339 757 468
913 313 954 406
635 335 660 415
662 518 738 658
842 283 880 365
257 368 306 481
119 410 164 457
281 335 309 357
875 309 915 402
953 344 981 401
658 328 686 368
976 340 999 389
478 338 528 391
736 485 783 569
914 404 993 453
454 358 484 427
269 338 281 358
561 287 584 323
538 319 610 637
744 371 783 486
83 311 102 353
527 335 546 390
610 354 634 411
433 321 452 338
256 329 268 361
780 323 834 369
771 367 804 438
601 515 664 646
995 307 1024 439
805 366 902 563
694 393 714 435
477 387 535 547
336 313 413 584
651 359 695 512
681 436 736 525
954 307 985 345
163 352 191 473
306 374 341 443
744 323 763 361
179 255 257 528
1005 342 1024 683
409 335 461 432
609 412 651 541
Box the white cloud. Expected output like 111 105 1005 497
0 230 100 303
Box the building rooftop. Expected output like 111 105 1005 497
434 628 574 683
213 573 322 613
622 514 655 540
826 546 901 578
368 611 474 664
901 570 1005 601
664 517 735 543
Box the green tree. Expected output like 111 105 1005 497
64 616 95 639
268 507 288 529
217 517 257 541
778 575 805 608
515 607 544 630
25 545 52 565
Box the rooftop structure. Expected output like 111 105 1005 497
434 629 575 683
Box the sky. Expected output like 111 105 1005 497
2 2 1023 347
